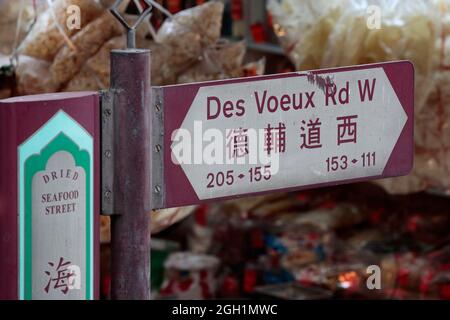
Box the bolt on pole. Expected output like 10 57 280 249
108 0 153 300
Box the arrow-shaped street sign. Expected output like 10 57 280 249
152 61 414 209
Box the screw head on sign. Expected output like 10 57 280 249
104 108 112 116
109 0 153 49
154 186 161 194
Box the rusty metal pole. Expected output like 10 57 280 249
108 1 152 300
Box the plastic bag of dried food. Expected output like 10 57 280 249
65 36 177 89
376 1 450 194
176 40 246 84
146 41 177 86
18 0 104 61
15 55 58 95
155 1 224 73
64 35 125 91
0 0 46 55
267 0 343 71
63 63 107 92
415 72 450 150
415 0 450 151
269 0 450 194
70 2 226 87
50 12 123 86
324 0 437 113
203 40 246 78
268 0 437 111
377 148 450 194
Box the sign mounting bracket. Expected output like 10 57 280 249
152 87 165 210
101 89 115 216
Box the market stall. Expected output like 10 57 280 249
0 0 449 301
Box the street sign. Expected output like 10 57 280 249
153 61 414 209
0 92 100 300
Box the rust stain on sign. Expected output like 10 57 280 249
306 72 336 95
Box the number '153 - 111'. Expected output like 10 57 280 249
326 152 376 172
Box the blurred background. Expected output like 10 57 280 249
1 0 450 300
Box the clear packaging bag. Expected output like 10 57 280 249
18 0 104 61
0 0 47 56
15 55 58 94
325 0 437 113
177 40 246 84
267 0 344 71
50 12 122 86
269 0 450 194
155 1 224 75
268 0 437 111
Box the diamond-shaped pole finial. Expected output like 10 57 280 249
110 0 153 49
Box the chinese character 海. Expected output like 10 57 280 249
337 115 358 145
226 128 249 158
300 118 322 149
264 122 286 155
44 257 74 295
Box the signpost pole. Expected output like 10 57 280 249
108 1 153 300
109 49 152 300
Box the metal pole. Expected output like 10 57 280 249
107 0 153 300
109 49 152 300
